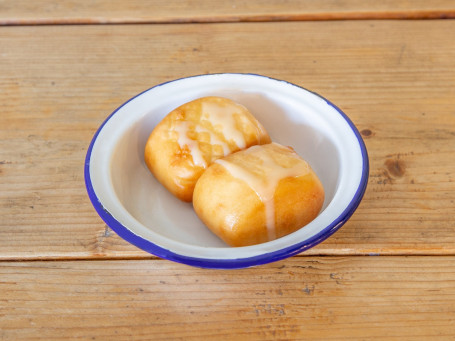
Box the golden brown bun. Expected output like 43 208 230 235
144 96 271 202
193 143 324 247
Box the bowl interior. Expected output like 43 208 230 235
88 74 365 261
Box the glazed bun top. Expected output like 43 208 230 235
215 143 311 240
193 142 325 246
144 96 271 202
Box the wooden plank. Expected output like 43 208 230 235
0 0 455 25
1 20 454 259
0 256 454 340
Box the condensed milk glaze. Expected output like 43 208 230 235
173 121 207 167
201 101 247 150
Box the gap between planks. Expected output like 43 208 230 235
1 252 455 263
2 10 455 26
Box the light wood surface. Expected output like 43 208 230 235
1 0 455 25
1 2 455 339
1 256 455 340
1 20 454 260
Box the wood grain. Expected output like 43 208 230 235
0 0 454 25
0 256 454 340
1 21 454 259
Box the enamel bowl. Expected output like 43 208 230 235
85 73 368 269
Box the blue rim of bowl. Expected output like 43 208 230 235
84 73 369 269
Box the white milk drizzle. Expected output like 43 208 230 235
195 125 231 156
202 102 246 149
173 121 206 167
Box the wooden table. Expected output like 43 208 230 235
1 1 455 339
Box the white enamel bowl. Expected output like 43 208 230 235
85 73 369 269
